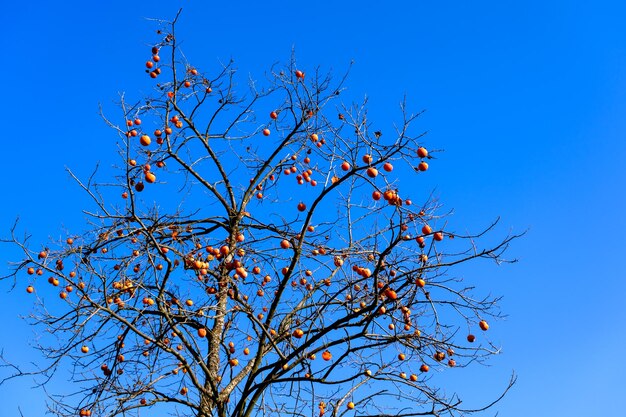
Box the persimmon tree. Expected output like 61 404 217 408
1 12 519 417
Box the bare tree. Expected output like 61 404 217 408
2 12 519 417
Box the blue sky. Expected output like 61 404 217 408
1 1 625 416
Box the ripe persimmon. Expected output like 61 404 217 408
322 350 332 361
366 167 378 178
262 128 270 136
479 320 489 331
145 172 156 183
417 147 428 158
418 161 429 172
384 289 398 300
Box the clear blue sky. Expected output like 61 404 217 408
1 1 625 416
